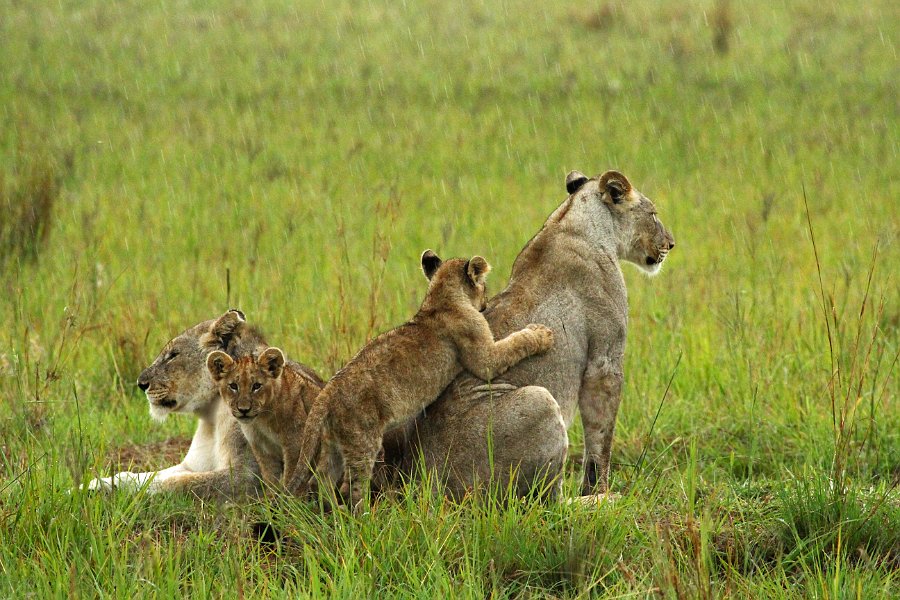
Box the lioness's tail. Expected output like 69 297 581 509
287 399 328 495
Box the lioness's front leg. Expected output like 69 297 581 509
83 464 188 492
153 467 260 499
83 464 259 499
578 356 624 495
456 324 554 381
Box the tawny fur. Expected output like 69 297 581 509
207 348 324 489
389 170 675 498
83 309 323 500
289 251 555 507
85 169 673 503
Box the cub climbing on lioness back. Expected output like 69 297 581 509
289 250 555 508
206 348 324 488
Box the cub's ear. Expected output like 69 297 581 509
465 256 491 285
207 351 235 381
258 347 285 379
597 170 633 204
202 308 246 350
421 250 442 281
565 170 589 194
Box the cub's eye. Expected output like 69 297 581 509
228 383 238 392
164 351 180 363
251 382 262 392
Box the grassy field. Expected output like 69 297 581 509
1 0 898 596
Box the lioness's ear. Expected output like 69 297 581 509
421 250 442 281
465 256 491 285
258 347 285 379
207 351 235 381
597 170 633 205
202 308 246 350
565 170 589 194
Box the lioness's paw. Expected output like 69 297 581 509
525 324 555 352
81 476 115 492
79 472 156 493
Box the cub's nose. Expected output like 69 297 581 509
137 380 150 392
238 407 251 416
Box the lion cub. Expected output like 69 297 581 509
206 348 323 487
288 250 555 507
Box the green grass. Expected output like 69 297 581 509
1 0 898 596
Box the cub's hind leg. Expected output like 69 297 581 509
327 391 383 511
338 435 382 513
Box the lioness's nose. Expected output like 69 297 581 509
137 379 149 392
666 235 675 250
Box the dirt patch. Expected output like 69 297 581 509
105 437 191 472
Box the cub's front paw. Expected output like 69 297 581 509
525 324 555 353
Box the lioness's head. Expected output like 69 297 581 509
565 170 675 275
206 348 285 421
421 250 491 311
136 309 267 421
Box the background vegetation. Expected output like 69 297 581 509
1 0 897 596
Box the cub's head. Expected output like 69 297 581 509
207 347 285 421
565 170 675 275
136 309 267 421
421 250 491 311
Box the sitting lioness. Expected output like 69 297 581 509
84 309 324 499
289 250 555 507
390 170 675 498
206 348 323 488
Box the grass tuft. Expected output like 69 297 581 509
0 149 60 268
711 0 733 55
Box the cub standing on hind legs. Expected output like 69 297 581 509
206 348 323 489
288 250 555 510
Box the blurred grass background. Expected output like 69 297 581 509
1 0 898 596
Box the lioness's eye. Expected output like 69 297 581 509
228 383 238 392
251 383 262 392
165 351 179 363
